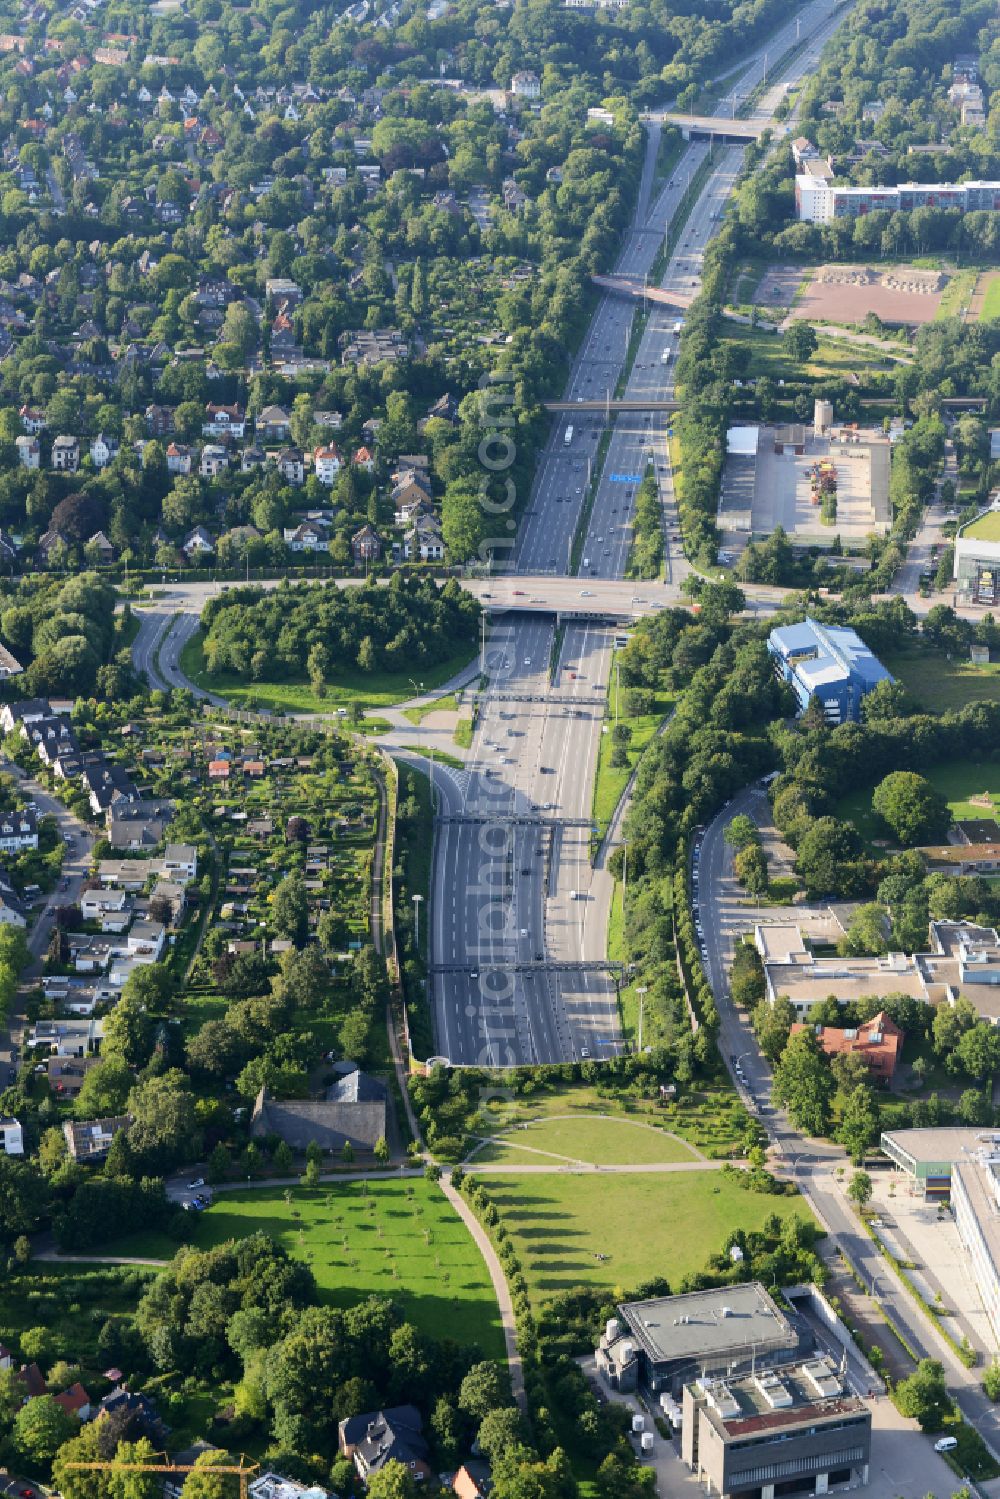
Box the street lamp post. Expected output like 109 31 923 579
636 985 648 1052
412 893 424 957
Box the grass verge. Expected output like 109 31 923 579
180 630 475 714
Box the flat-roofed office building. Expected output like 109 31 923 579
682 1355 871 1498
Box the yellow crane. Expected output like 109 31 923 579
66 1457 260 1499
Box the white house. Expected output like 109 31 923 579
200 444 229 478
0 809 38 852
278 447 305 485
202 403 246 438
284 522 330 552
510 70 540 98
80 888 132 933
182 526 215 558
0 1115 24 1155
313 444 342 484
157 843 198 883
90 433 120 468
15 435 39 469
51 435 80 472
166 441 193 474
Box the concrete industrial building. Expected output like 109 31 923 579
596 1282 802 1396
766 618 892 724
795 177 1000 222
681 1356 871 1498
954 505 1000 605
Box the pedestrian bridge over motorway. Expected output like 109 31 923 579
646 111 771 142
592 274 694 309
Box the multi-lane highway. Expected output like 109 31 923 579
429 0 851 1068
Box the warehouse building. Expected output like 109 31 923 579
681 1355 872 1498
596 1282 802 1397
767 618 892 724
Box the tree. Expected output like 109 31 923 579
956 1022 1000 1081
772 1029 834 1135
271 872 310 947
872 772 950 847
847 1170 872 1208
724 814 759 850
734 842 768 895
753 995 796 1063
984 1361 1000 1401
374 1135 390 1166
13 1394 77 1460
101 991 155 1069
837 1085 880 1164
366 1462 415 1499
126 1070 201 1171
784 322 818 363
794 818 865 899
838 904 888 958
477 1406 527 1463
75 1055 134 1117
893 1360 952 1431
459 1361 509 1421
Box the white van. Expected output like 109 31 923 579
569 889 579 900
933 1437 958 1453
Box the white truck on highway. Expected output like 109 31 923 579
564 424 574 446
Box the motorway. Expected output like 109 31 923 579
429 0 853 1067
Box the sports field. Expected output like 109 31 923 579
837 757 1000 845
469 1113 702 1166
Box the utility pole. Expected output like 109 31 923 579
636 985 648 1052
412 892 423 955
480 610 487 672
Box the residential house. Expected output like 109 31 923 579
353 445 375 472
53 1383 92 1421
453 1463 492 1499
0 810 37 852
209 759 231 781
47 1054 100 1096
251 1068 387 1152
86 530 115 564
264 277 302 305
90 433 119 468
203 403 246 438
249 1475 337 1499
63 1115 129 1162
37 528 71 565
790 1011 903 1084
151 880 186 923
19 404 46 434
15 435 39 469
403 514 444 562
51 434 80 471
277 447 305 485
284 520 330 552
257 404 291 440
0 645 21 679
80 888 133 932
351 524 382 564
0 875 25 928
0 699 49 734
97 1387 165 1444
0 1115 24 1155
313 444 342 484
339 1406 430 1484
200 444 230 478
27 1017 104 1057
166 441 193 475
510 70 540 98
97 859 154 891
108 797 174 851
146 404 175 437
159 843 198 882
241 445 266 472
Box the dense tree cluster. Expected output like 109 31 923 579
200 574 480 682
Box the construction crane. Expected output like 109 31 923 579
66 1457 260 1499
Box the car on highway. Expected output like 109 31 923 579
524 658 531 666
580 1047 590 1059
579 590 593 597
188 1177 205 1189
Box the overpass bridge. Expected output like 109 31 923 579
592 274 694 309
646 111 771 143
